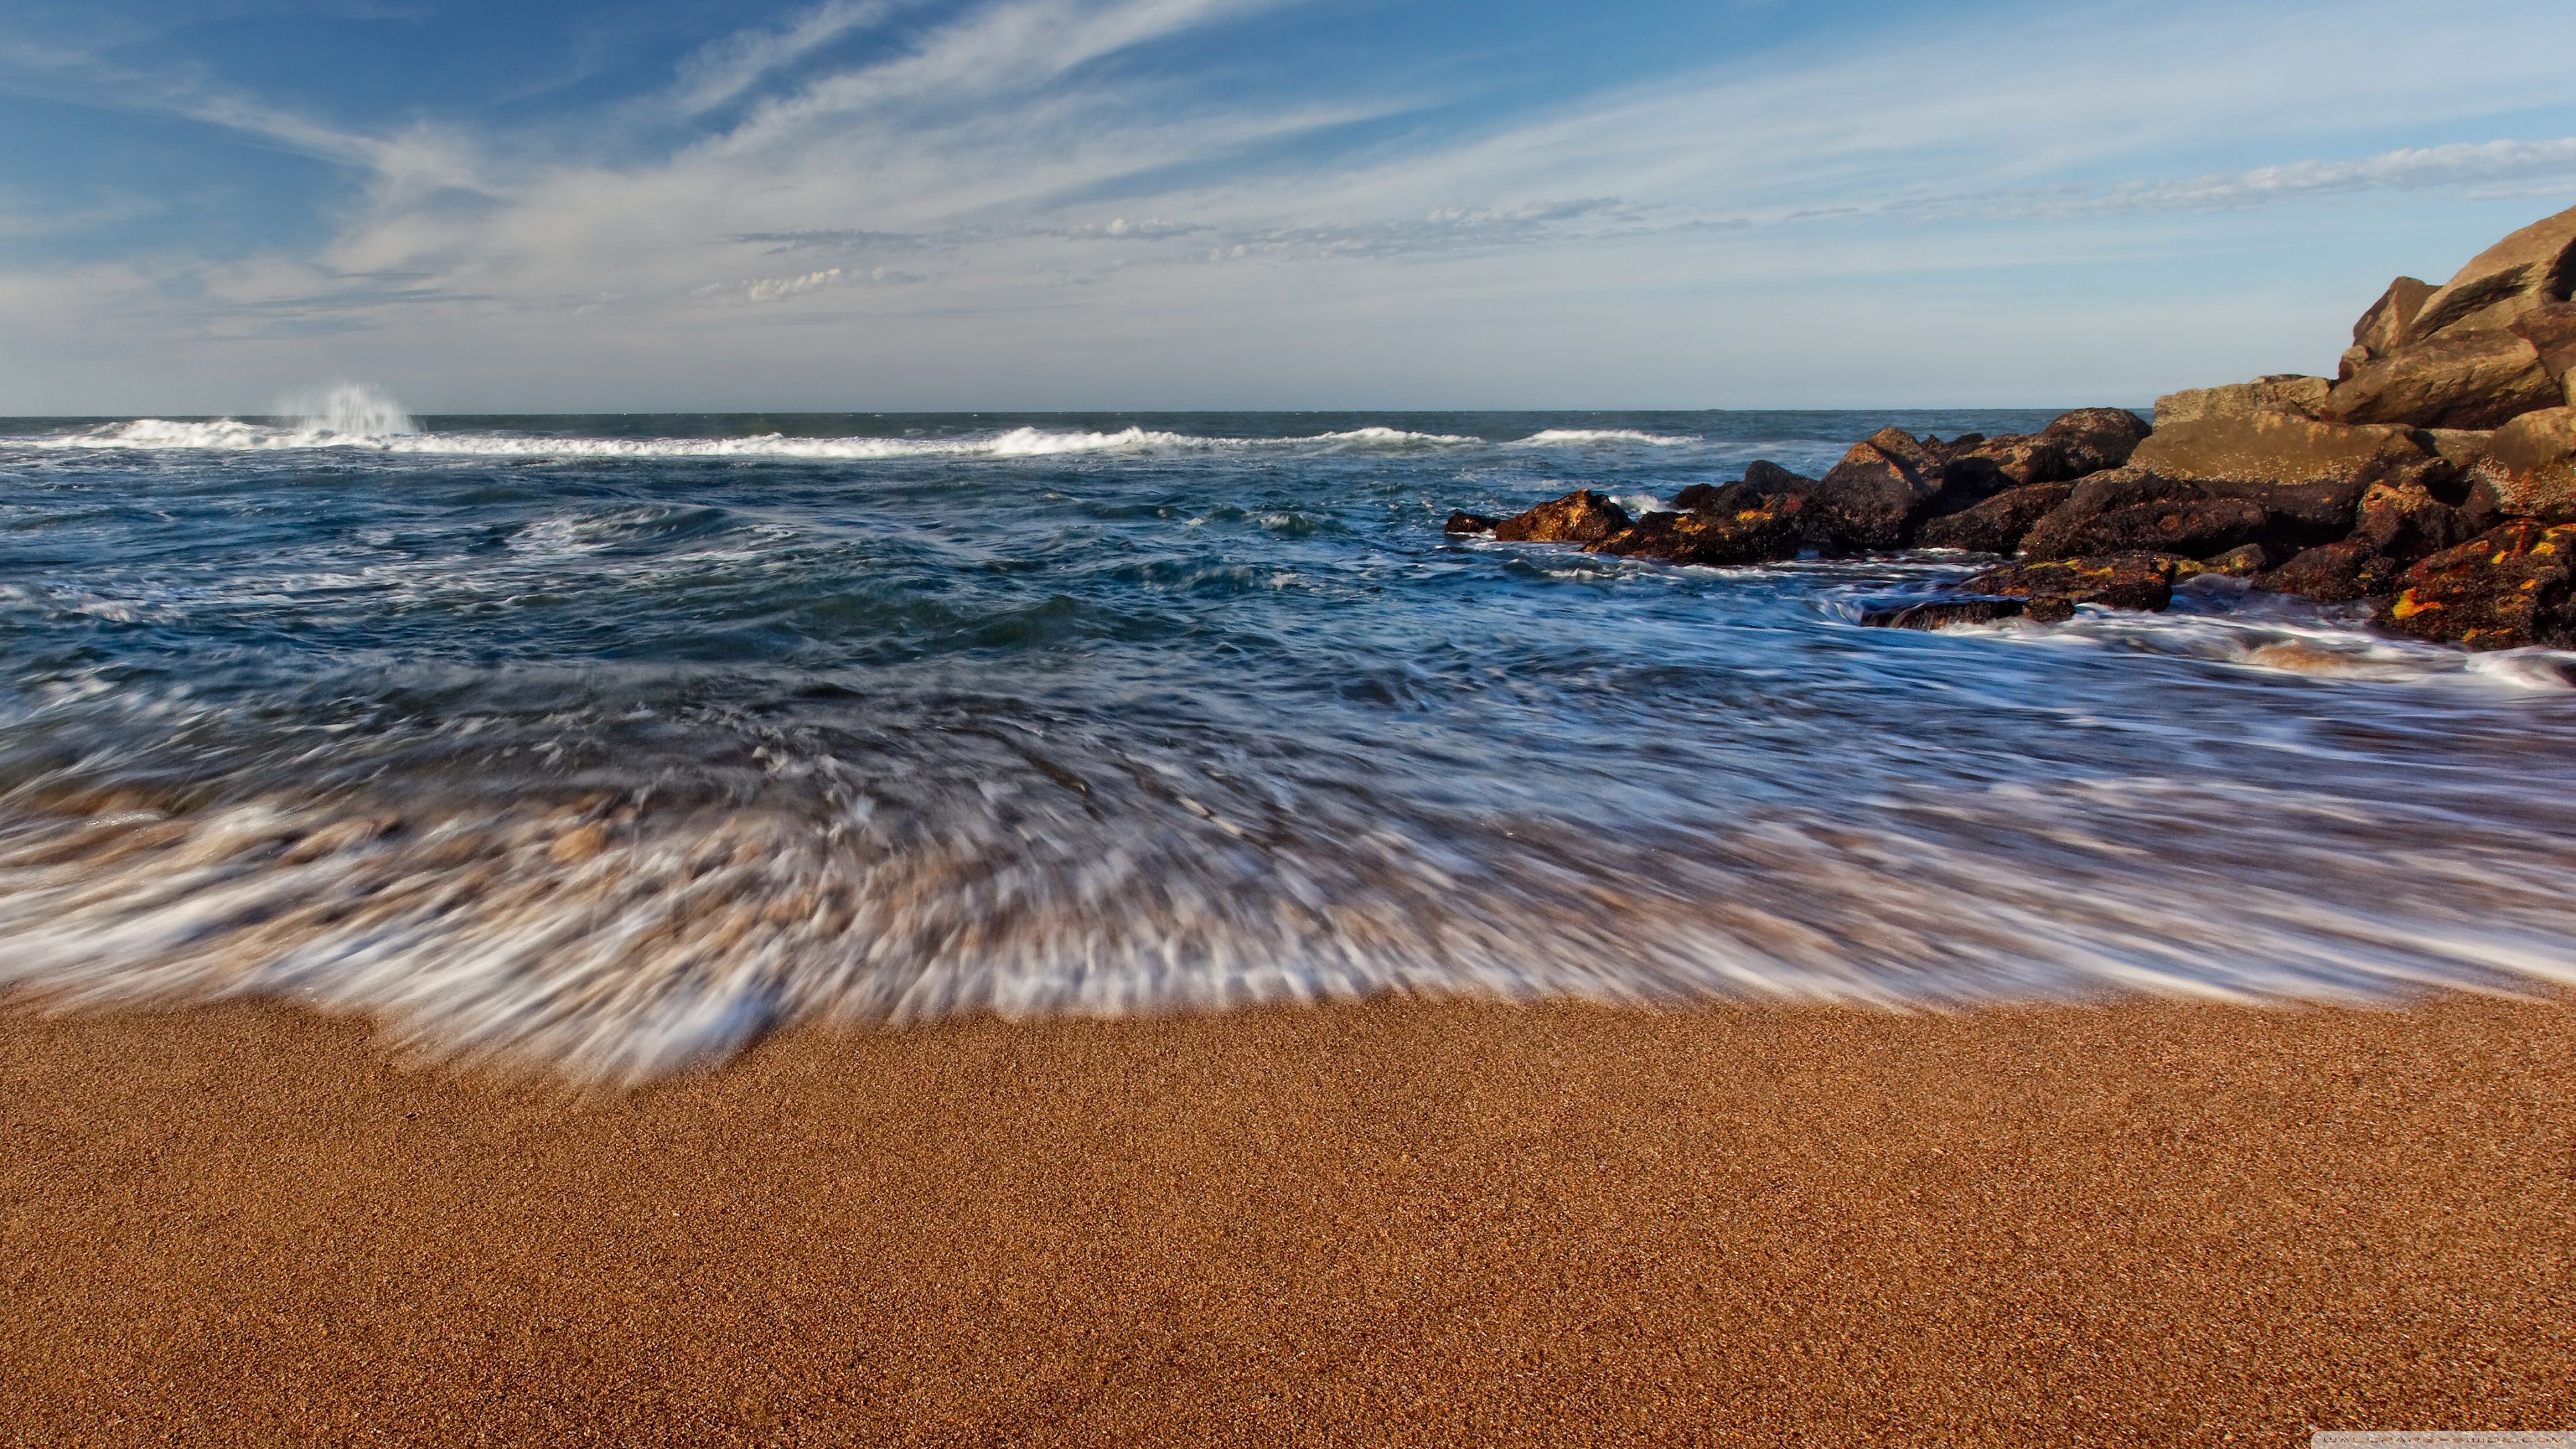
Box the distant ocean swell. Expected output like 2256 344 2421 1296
2 405 2573 1081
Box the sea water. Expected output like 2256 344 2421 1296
3 402 2572 1080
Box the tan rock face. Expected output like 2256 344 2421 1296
2509 301 2576 380
2321 331 2560 431
2151 375 2330 428
2422 429 2495 468
2407 203 2576 341
2353 276 2436 356
2480 407 2576 522
2130 412 2430 486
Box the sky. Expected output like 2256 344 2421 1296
2 0 2573 414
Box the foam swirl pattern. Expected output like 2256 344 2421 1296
2 410 2572 1081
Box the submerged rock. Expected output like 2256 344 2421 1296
1589 500 1805 567
1444 511 1503 535
2376 520 2576 651
1964 553 2184 619
1858 598 2029 631
1491 489 1631 545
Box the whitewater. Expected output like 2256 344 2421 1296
3 400 2573 1082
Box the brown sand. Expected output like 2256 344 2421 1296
3 994 2571 1447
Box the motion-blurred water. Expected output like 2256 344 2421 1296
3 407 2572 1080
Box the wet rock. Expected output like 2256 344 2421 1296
2353 276 2437 358
1491 489 1631 545
1950 408 2151 489
2129 411 2432 486
2019 469 2271 561
2255 540 2402 603
2321 330 2561 431
1672 460 1812 515
1964 553 2183 616
2354 478 2477 563
1858 598 2028 631
2202 543 2270 577
2404 203 2576 342
1918 482 2074 555
1588 500 1805 566
2152 376 2330 427
2479 406 2576 523
2376 520 2576 651
1444 511 1502 535
1806 428 1948 551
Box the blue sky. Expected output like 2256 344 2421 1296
3 0 2573 413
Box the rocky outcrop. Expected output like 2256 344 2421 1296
1804 411 2149 551
2129 411 2432 486
2479 407 2576 523
2376 521 2576 651
2017 467 2359 563
1964 553 2184 621
2153 376 2330 427
1918 482 2074 554
2321 331 2561 430
1491 489 1631 545
2403 204 2576 343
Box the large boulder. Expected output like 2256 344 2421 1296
1491 488 1630 544
2405 203 2576 343
2018 468 2271 560
1918 482 2074 554
2129 411 2432 486
2320 330 2560 430
2019 466 2362 561
1964 553 2185 620
2353 276 2437 359
1805 427 1952 550
2509 301 2576 382
1588 500 1805 567
2152 376 2330 427
2479 407 2576 522
2376 520 2576 651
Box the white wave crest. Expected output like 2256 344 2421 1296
19 421 1481 460
1512 428 1699 447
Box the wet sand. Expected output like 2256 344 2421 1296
3 994 2571 1446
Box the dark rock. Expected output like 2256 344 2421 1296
1673 462 1814 516
2353 276 2437 358
2479 407 2576 522
1858 599 2028 631
1588 500 1805 566
2035 407 2153 478
2202 543 2271 577
2130 411 2433 486
2354 478 2477 563
1444 511 1501 535
2321 330 2561 431
2405 203 2576 342
2019 469 2271 561
1946 408 2149 491
1919 482 2074 554
2255 541 2401 603
1491 489 1630 545
1964 553 2184 615
1806 427 1945 551
2153 376 2332 427
2377 520 2576 651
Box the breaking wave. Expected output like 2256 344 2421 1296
19 419 1495 460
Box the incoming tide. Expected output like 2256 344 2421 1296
3 400 2573 1080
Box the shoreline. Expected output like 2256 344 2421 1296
6 992 2571 1446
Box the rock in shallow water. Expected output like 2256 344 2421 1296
1588 500 1805 567
2377 519 2576 651
1857 598 2029 631
1964 553 2184 619
1917 482 2075 555
1491 489 1631 545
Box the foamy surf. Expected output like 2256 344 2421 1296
17 419 1493 460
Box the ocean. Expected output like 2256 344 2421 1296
4 399 2573 1081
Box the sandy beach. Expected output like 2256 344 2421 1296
3 993 2570 1446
